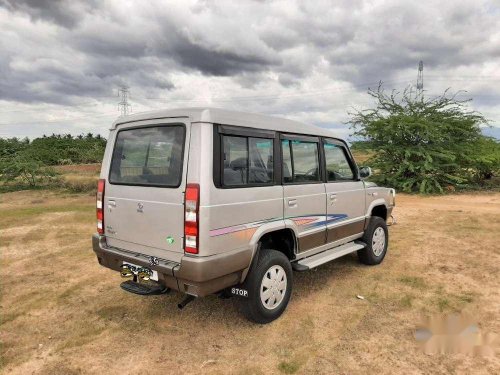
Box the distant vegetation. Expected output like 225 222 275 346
0 134 105 191
350 84 500 193
1 109 500 195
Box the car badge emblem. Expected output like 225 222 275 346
149 256 159 266
137 202 144 212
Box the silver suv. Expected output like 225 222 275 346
92 108 395 323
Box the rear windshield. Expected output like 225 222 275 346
109 125 185 187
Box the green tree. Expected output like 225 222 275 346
0 137 29 158
0 153 57 187
28 133 106 165
349 84 497 193
470 136 500 182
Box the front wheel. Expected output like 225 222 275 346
358 216 389 265
240 249 293 324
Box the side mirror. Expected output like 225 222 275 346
359 166 372 179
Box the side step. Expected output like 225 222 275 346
292 241 365 271
120 280 169 296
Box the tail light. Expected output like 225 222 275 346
96 179 105 235
184 183 200 254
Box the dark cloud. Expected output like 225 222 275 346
321 1 500 85
0 0 499 138
0 0 98 28
171 38 278 76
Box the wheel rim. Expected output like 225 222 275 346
372 227 386 256
260 265 287 310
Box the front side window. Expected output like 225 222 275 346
324 142 355 181
109 125 185 187
282 139 320 183
222 135 273 186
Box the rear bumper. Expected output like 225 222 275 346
92 234 251 297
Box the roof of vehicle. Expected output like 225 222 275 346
112 107 340 139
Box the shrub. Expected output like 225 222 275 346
0 154 58 187
349 84 498 193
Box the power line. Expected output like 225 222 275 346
143 77 415 103
2 75 498 116
426 75 500 79
1 74 499 126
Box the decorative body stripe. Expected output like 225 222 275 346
209 214 349 237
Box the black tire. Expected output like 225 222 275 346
358 216 389 265
240 249 293 324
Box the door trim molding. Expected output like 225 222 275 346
326 216 365 229
294 232 364 260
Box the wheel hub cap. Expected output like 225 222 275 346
372 227 386 256
260 265 287 310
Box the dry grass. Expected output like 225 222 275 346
53 164 101 175
54 164 100 194
1 190 499 374
0 164 100 194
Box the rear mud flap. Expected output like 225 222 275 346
230 286 249 298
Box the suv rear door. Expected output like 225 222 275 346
104 120 188 262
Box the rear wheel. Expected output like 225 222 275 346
240 249 292 324
358 216 388 265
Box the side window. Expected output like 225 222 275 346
249 138 273 184
222 135 273 186
223 136 247 185
282 139 320 183
324 143 355 181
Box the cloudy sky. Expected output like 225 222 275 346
1 0 500 140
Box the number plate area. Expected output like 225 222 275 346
121 261 159 281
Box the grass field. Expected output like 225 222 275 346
1 189 499 374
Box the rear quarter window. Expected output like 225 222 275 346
222 135 274 186
109 125 185 187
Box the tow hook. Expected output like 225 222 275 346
178 295 196 310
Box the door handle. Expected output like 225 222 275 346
287 199 297 207
108 200 116 209
329 194 337 205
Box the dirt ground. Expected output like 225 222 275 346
1 190 499 374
